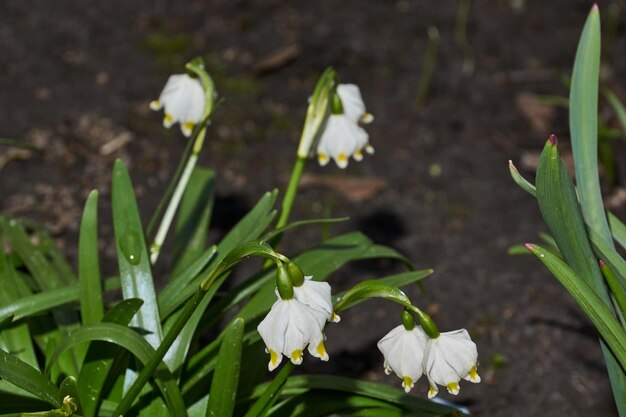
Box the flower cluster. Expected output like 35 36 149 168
316 84 374 169
257 275 340 371
378 322 480 398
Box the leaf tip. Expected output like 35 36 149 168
548 134 558 146
599 259 606 268
523 243 535 252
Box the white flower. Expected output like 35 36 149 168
336 84 374 125
423 329 480 399
150 74 205 137
293 276 341 323
257 297 329 371
377 324 428 393
317 114 370 168
316 84 374 168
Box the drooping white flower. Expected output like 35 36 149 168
257 297 329 371
293 276 341 324
317 114 370 168
336 84 374 125
150 74 205 137
316 83 374 168
377 324 428 393
423 329 480 399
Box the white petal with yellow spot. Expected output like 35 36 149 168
317 114 369 169
150 73 205 137
423 328 480 399
377 324 428 393
257 297 328 371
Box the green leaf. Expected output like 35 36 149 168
47 322 186 417
0 348 60 407
79 190 104 326
58 376 82 415
609 212 626 251
526 244 626 369
242 363 294 417
354 245 414 270
216 190 278 261
604 88 626 141
536 137 626 414
0 234 38 369
508 160 536 197
171 167 215 277
570 6 611 243
112 160 163 348
268 392 394 417
78 299 143 417
158 245 218 319
206 318 244 417
251 375 461 416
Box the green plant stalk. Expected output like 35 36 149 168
150 128 206 264
600 260 626 320
276 156 307 230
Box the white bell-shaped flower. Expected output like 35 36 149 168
257 297 329 371
316 114 369 168
377 324 428 393
423 329 480 399
336 84 374 125
150 74 205 137
293 276 341 324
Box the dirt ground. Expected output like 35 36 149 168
2 0 626 415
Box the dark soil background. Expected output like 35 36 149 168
3 0 626 416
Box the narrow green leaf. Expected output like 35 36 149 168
206 318 244 417
600 260 626 320
171 167 215 277
242 363 294 417
526 244 626 369
112 160 163 348
158 245 217 319
0 233 38 369
268 392 393 417
48 322 186 417
570 6 611 242
216 190 278 260
609 212 626 251
78 299 143 417
250 375 460 416
79 190 104 326
354 245 414 270
0 349 60 407
508 160 536 197
604 89 626 139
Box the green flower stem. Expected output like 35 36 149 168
149 127 207 264
276 155 307 230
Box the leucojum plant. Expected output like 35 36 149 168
0 59 480 417
509 5 626 416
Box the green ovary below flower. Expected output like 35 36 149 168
423 329 480 398
257 296 329 371
377 324 428 393
150 73 205 137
